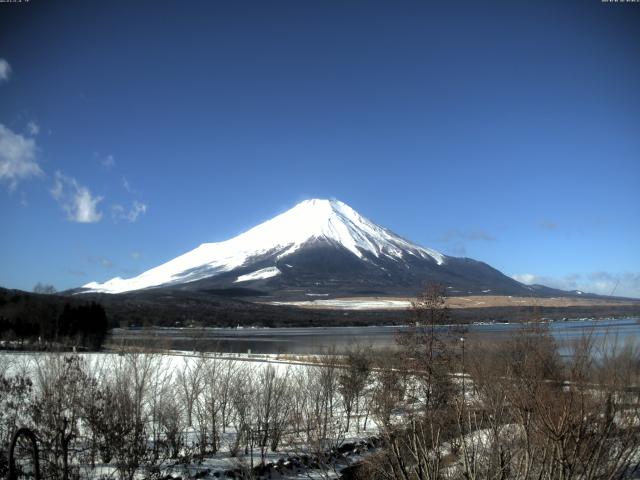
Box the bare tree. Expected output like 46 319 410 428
176 355 205 427
33 283 57 295
107 352 161 480
338 345 372 433
367 284 458 480
109 377 148 480
219 358 238 433
398 283 455 412
254 364 291 462
202 356 224 454
30 354 92 480
229 364 256 461
146 358 173 463
157 388 185 460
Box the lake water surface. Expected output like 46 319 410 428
110 317 640 355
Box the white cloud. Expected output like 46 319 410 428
513 272 640 299
0 59 11 84
130 251 142 260
26 121 40 136
122 177 134 193
512 273 538 285
112 200 147 223
0 124 43 189
128 201 147 222
51 171 103 223
101 154 115 170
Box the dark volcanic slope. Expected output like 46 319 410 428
174 240 535 300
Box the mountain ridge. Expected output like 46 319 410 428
80 199 593 300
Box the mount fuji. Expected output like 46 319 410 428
81 199 546 299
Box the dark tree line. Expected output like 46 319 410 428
0 295 109 350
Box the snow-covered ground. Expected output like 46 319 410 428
4 342 638 479
268 298 412 310
234 266 281 283
0 351 381 480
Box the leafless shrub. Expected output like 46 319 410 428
0 312 637 480
254 364 291 461
338 345 372 433
176 354 205 427
30 354 92 480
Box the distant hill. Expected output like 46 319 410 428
2 287 638 334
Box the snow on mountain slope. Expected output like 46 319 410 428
82 199 446 294
234 267 281 283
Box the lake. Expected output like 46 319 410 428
109 317 640 355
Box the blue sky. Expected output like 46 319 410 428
1 0 639 297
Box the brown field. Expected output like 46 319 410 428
445 295 640 309
271 295 640 310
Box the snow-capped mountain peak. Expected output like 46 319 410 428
82 199 445 294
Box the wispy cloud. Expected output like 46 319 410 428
448 245 467 256
100 154 116 170
51 171 103 223
128 201 147 222
122 177 135 193
539 220 558 231
88 257 113 269
439 229 496 243
0 59 11 84
438 228 496 257
66 269 87 277
130 251 142 260
512 271 640 299
112 200 148 223
100 258 113 268
0 124 43 190
26 121 40 136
